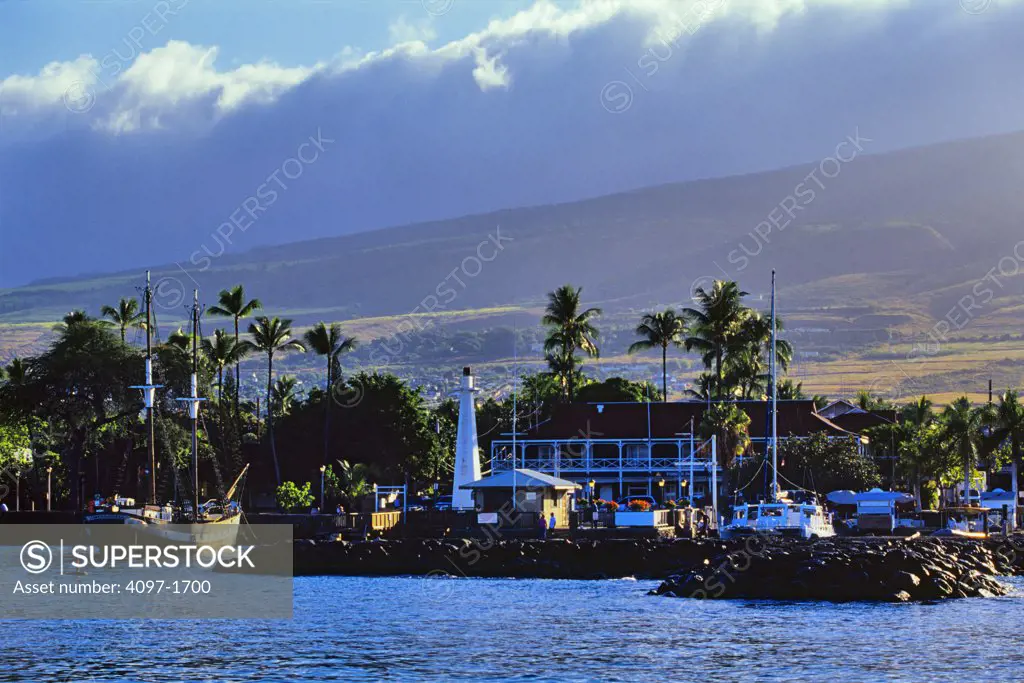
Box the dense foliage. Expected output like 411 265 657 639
0 276 1018 513
778 432 882 494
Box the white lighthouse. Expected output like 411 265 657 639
452 366 482 510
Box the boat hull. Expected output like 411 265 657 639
721 525 834 540
83 512 242 548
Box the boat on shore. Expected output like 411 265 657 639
931 505 995 539
720 272 836 541
721 491 836 540
83 276 245 547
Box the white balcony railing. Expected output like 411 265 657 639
490 438 716 474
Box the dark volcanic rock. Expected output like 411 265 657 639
288 535 1023 599
293 537 729 579
653 538 1014 602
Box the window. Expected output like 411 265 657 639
624 444 650 467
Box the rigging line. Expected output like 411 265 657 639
197 411 227 497
734 459 766 492
774 468 818 494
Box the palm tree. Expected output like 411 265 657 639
201 329 248 407
241 316 305 484
541 285 601 402
3 358 25 384
699 402 751 470
898 395 935 508
52 310 96 333
986 390 1024 525
903 395 934 427
940 396 990 506
100 297 145 342
731 309 793 398
164 327 191 353
723 347 769 400
628 309 685 402
776 378 805 400
543 352 582 402
738 310 793 371
208 285 262 419
683 281 749 398
303 322 357 464
1 357 35 436
684 372 717 402
699 401 751 509
336 458 373 503
201 329 249 465
271 376 299 417
855 390 890 411
0 357 30 435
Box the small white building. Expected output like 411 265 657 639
461 468 580 529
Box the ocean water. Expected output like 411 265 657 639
3 575 1024 682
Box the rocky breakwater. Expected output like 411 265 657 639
293 538 730 579
654 537 1018 602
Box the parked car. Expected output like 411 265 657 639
392 495 427 511
434 495 453 511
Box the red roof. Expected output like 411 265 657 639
527 400 855 441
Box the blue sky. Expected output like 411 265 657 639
0 0 541 76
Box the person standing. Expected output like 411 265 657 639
538 511 548 539
549 512 557 535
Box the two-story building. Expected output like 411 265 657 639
489 399 862 504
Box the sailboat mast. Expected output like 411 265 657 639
512 319 518 510
132 271 163 505
770 270 779 503
191 290 200 520
145 272 157 504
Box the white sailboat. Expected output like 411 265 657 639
721 271 835 540
85 278 244 545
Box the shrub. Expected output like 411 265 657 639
276 481 314 512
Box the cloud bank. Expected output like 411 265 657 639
1 0 1023 287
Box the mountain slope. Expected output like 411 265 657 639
2 129 1023 330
